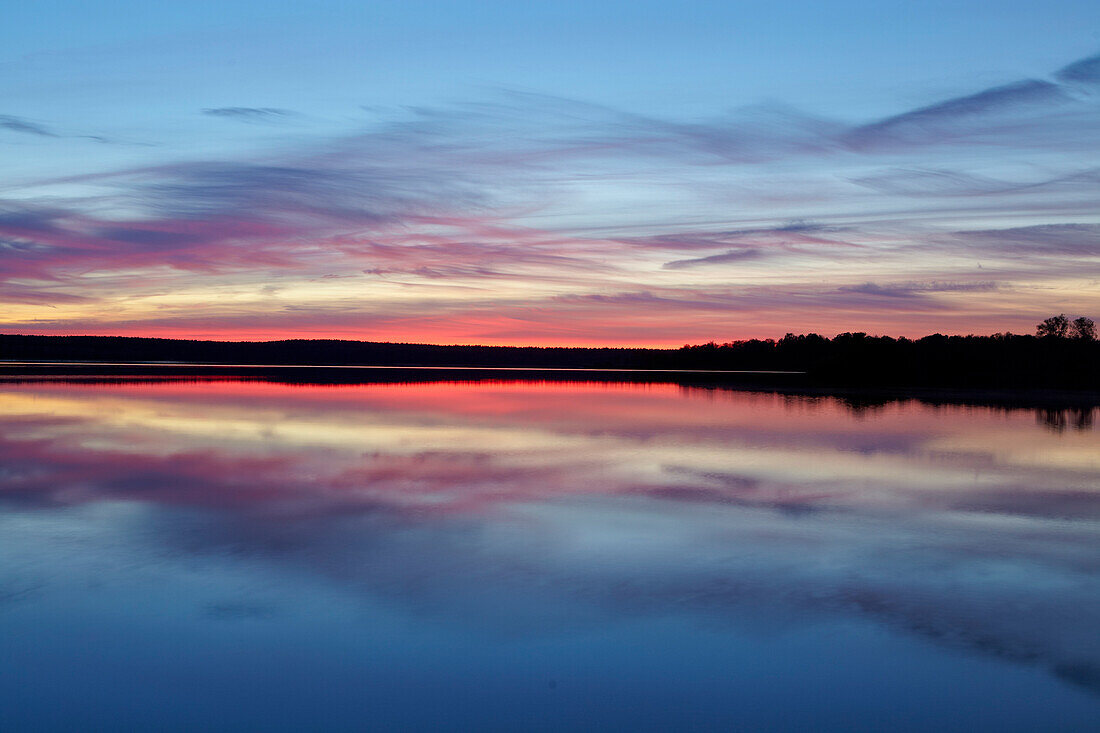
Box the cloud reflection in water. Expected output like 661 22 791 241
0 378 1098 729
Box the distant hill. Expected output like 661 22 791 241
1 332 1097 389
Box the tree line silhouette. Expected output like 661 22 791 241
1 315 1095 388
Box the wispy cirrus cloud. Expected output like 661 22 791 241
1055 52 1100 85
948 223 1100 256
663 247 763 269
201 107 294 122
838 281 1000 299
0 114 58 138
849 168 1096 197
0 114 111 143
842 80 1073 151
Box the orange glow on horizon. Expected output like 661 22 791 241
2 319 1060 348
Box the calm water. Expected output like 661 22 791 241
1 377 1098 731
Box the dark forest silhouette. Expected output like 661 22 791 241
1 316 1096 389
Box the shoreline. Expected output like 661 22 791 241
2 361 1098 408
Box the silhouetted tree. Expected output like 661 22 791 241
1070 316 1096 341
1036 314 1070 338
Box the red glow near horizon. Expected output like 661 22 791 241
3 309 1056 348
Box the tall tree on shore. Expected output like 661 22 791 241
1070 316 1096 341
1036 314 1070 338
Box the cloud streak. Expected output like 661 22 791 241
0 114 58 138
663 247 762 269
1056 52 1100 85
201 107 294 122
843 80 1072 151
838 281 1000 299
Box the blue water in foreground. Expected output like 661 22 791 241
1 378 1097 731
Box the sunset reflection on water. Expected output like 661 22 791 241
1 377 1098 731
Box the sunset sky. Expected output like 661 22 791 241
3 1 1100 346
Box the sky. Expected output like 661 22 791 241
2 0 1100 346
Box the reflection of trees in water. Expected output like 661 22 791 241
1037 407 1096 433
773 390 1099 431
837 397 891 416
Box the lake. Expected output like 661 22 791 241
1 376 1098 731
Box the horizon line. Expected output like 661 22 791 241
0 328 1058 350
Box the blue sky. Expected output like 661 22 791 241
3 1 1100 343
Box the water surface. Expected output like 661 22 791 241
1 377 1098 731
